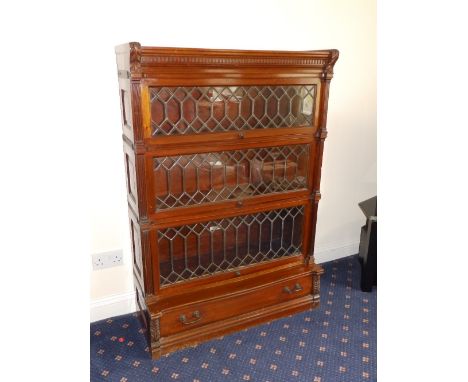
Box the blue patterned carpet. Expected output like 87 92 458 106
91 255 376 381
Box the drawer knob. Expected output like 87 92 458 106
238 131 245 139
179 310 202 325
236 200 243 208
294 283 303 292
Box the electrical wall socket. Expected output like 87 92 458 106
92 250 124 270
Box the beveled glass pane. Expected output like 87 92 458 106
158 206 304 286
150 85 316 136
154 145 309 210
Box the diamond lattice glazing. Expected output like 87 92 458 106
154 145 309 210
158 206 304 286
150 85 316 136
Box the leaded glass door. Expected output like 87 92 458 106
142 80 320 289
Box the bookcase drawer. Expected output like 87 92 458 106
160 272 312 336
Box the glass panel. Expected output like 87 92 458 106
158 206 304 286
150 85 316 136
154 145 309 210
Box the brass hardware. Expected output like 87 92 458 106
238 131 245 139
235 271 241 276
179 310 202 325
283 286 292 294
283 283 303 295
294 283 303 292
236 200 243 208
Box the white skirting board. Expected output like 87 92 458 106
314 241 360 264
90 291 136 323
89 241 359 322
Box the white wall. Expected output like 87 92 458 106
89 0 376 321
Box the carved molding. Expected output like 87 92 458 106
314 276 320 293
322 49 340 79
150 317 160 349
129 42 142 72
313 276 320 301
140 55 328 67
124 43 339 76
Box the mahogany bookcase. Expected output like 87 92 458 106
115 43 338 358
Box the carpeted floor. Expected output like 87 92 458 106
91 255 376 381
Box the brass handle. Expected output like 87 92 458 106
236 200 243 208
179 310 202 325
283 283 303 295
238 131 245 139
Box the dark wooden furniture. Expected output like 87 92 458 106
115 43 339 358
358 196 377 292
